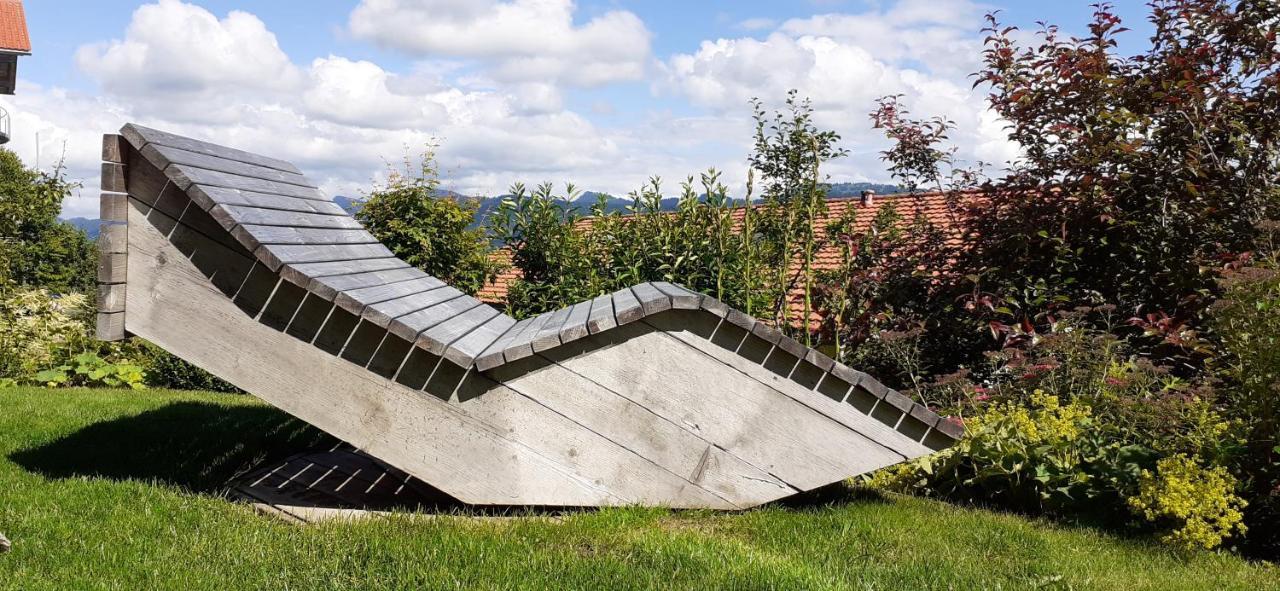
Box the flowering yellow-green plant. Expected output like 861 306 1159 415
0 286 90 382
1128 455 1248 551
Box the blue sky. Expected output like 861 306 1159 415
8 1 1157 218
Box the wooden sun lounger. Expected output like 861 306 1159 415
96 124 961 509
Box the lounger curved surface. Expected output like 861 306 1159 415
96 124 961 509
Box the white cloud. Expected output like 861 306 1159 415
347 0 651 86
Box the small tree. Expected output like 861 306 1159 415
0 149 95 295
354 146 500 296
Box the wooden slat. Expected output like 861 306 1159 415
280 258 408 288
558 300 593 344
652 282 701 309
502 312 553 362
698 294 730 318
96 311 125 341
209 205 362 231
586 294 616 334
308 267 426 301
751 320 784 344
100 193 128 223
98 223 127 254
805 349 836 372
418 304 500 357
475 317 534 371
446 314 517 368
231 225 378 250
168 164 326 202
256 243 394 271
101 163 126 193
121 123 303 175
141 143 316 188
530 306 573 353
364 286 461 328
388 296 481 343
102 134 126 164
776 335 808 358
612 287 643 325
631 282 672 316
98 283 126 313
98 253 127 284
190 185 345 215
334 276 443 315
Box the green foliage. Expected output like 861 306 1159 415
0 286 92 383
354 146 500 296
132 340 240 393
1129 454 1248 551
33 352 145 390
0 149 95 294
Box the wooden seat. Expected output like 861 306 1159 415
96 124 961 509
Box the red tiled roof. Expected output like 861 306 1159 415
477 190 977 326
0 0 29 54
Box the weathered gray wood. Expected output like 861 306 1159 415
612 287 643 324
96 311 125 341
102 134 126 164
210 205 363 231
334 276 443 315
776 335 808 358
558 300 593 344
98 283 126 313
475 318 534 371
447 314 517 368
168 164 327 201
388 296 480 343
530 306 573 353
255 243 394 271
231 225 378 251
418 304 500 357
805 349 836 372
141 143 316 188
502 312 553 362
190 185 345 215
121 123 303 175
725 307 756 331
586 294 616 334
100 193 128 222
750 320 784 344
98 223 127 254
98 253 127 284
101 163 126 193
631 282 672 316
309 267 426 301
652 282 701 309
364 286 461 328
698 294 730 318
280 258 408 288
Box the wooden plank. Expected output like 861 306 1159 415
101 163 126 193
98 253 127 284
364 286 461 328
805 349 836 372
612 287 643 325
124 206 627 507
280 258 408 288
141 143 316 189
308 267 426 301
98 223 127 254
121 123 303 175
209 205 363 230
530 306 573 352
446 314 517 368
96 312 125 341
334 276 444 315
231 225 378 251
418 304 500 357
388 296 481 343
557 300 593 344
502 312 553 362
776 335 808 358
100 193 128 223
698 294 730 318
631 282 672 316
189 185 345 215
168 164 326 202
102 134 126 164
97 283 126 313
474 317 534 371
586 294 616 334
255 243 394 272
652 281 701 309
543 321 908 491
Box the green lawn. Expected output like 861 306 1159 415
0 387 1274 590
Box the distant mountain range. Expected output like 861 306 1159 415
63 183 902 237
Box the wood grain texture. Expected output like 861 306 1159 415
97 283 126 313
102 134 126 164
530 306 573 353
446 314 517 368
388 295 479 343
474 317 533 371
255 243 394 272
631 282 672 316
121 123 303 175
210 205 363 231
364 286 460 329
309 267 426 301
100 193 128 223
586 294 616 334
334 276 445 316
418 304 500 356
280 258 408 289
101 163 127 193
141 143 316 189
612 288 643 325
96 311 125 342
558 300 593 344
98 223 127 254
98 253 127 284
653 282 701 310
168 164 326 201
190 185 344 215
